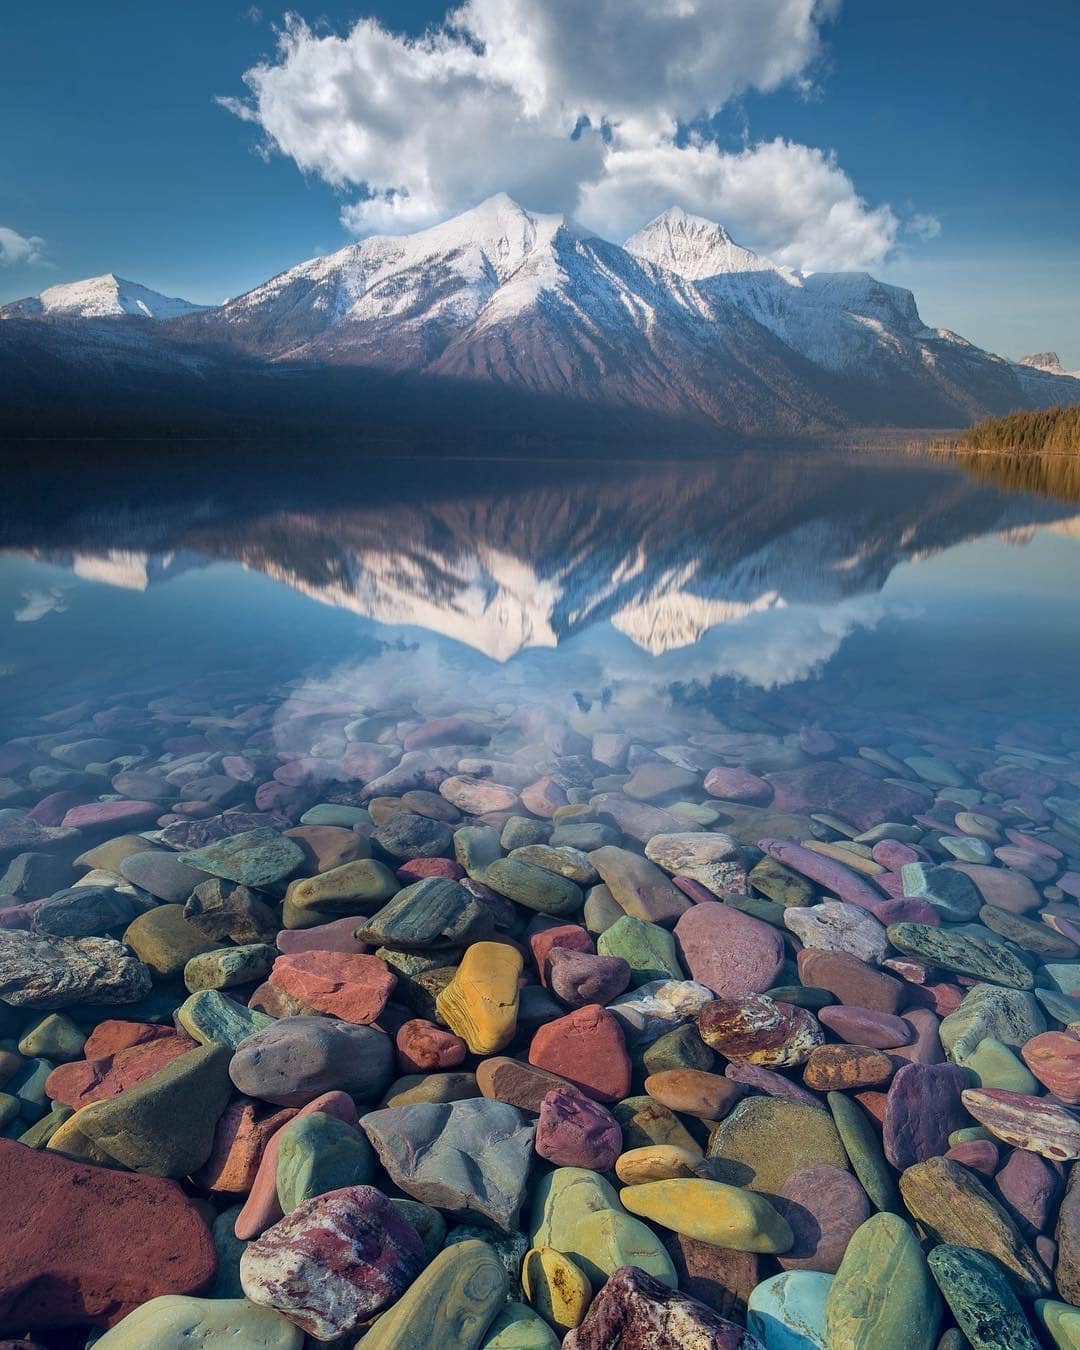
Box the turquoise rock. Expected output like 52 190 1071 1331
276 1111 375 1213
1043 964 1080 998
748 1270 832 1349
300 803 370 828
825 1214 941 1349
928 1243 1040 1350
9 1057 52 1122
481 1300 560 1348
208 1204 247 1299
178 828 305 888
176 989 274 1049
963 1037 1039 1093
597 914 683 986
900 863 982 920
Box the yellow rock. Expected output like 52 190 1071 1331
615 1144 704 1185
435 941 523 1055
620 1179 793 1253
46 1109 123 1168
522 1246 592 1334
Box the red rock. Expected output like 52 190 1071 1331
528 1004 631 1102
195 1098 296 1192
530 924 594 984
521 776 569 818
0 1139 215 1331
82 1019 175 1060
674 876 722 905
797 949 905 1014
45 1034 197 1109
853 1090 888 1124
476 1057 582 1113
775 1164 870 1273
276 917 370 954
661 1236 759 1321
703 767 772 805
882 1062 969 1168
765 763 925 831
674 902 784 999
871 840 922 869
1021 1031 1080 1104
26 791 91 826
817 1006 913 1049
395 857 465 883
268 952 396 1024
235 1090 358 1240
944 1140 1000 1176
61 801 161 830
395 1019 467 1073
283 826 368 873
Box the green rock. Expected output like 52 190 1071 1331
941 836 995 863
551 822 619 852
382 1071 479 1108
642 1023 713 1075
17 1012 85 1062
1044 964 1080 998
178 828 305 888
276 1111 374 1212
963 1037 1039 1093
282 859 398 928
19 1102 72 1147
583 884 623 935
597 914 683 986
76 1042 232 1177
0 1093 18 1129
92 1295 302 1348
481 858 583 917
390 1198 447 1260
708 1097 848 1196
208 1204 247 1299
1036 1298 1080 1350
669 802 722 826
500 817 552 850
9 1057 51 1122
183 943 275 993
723 892 789 927
567 1208 678 1290
613 1095 701 1153
939 984 1046 1063
749 856 814 907
299 803 370 828
358 1240 508 1350
825 1213 941 1350
529 1166 620 1249
904 755 964 787
1036 988 1080 1030
454 826 504 875
828 1091 900 1214
767 985 835 1011
928 1243 1040 1350
887 923 1034 989
176 989 274 1049
949 1126 991 1145
122 904 219 977
481 1300 560 1349
508 844 597 885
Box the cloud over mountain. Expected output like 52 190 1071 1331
221 0 902 271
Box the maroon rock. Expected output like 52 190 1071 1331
765 762 925 831
254 781 313 818
26 791 91 826
61 800 161 830
0 1139 216 1331
395 857 466 883
535 1088 622 1170
979 765 1058 798
395 1019 467 1073
882 1061 969 1169
662 1236 759 1321
944 1140 1000 1176
240 1185 426 1340
276 917 371 954
945 862 1041 915
698 994 824 1067
564 1265 763 1350
758 838 890 914
45 1033 196 1109
995 1147 1062 1238
528 1004 631 1102
546 948 631 1008
723 1062 826 1111
817 1005 913 1049
888 1009 945 1065
796 950 905 1015
674 902 785 999
871 840 921 870
674 876 723 905
704 767 773 805
530 923 595 983
775 1164 870 1273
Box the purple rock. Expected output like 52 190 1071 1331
723 1062 825 1111
674 902 785 999
546 949 631 1008
535 1088 622 1170
564 1265 764 1349
61 801 161 830
995 1147 1062 1239
775 1164 871 1272
757 838 889 912
765 762 926 831
882 1061 969 1169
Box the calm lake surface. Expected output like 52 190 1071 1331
0 446 1077 736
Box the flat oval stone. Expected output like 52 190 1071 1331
229 1017 393 1107
240 1185 425 1340
267 951 395 1023
707 1096 848 1196
91 1295 302 1349
774 1165 870 1274
483 1300 561 1349
784 901 889 964
482 858 583 917
275 1111 374 1213
645 1068 744 1121
825 1213 941 1350
803 1044 893 1092
178 829 304 888
961 1087 1080 1161
817 1005 912 1048
674 902 784 998
587 846 691 925
622 1178 793 1252
887 922 1034 989
1021 1031 1080 1103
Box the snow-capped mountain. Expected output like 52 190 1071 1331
0 273 207 320
3 196 1078 433
1018 352 1080 379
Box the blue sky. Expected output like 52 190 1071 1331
2 1 1077 364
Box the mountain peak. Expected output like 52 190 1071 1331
0 273 207 320
624 207 782 281
1020 351 1064 374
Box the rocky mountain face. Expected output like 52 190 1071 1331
1019 352 1080 379
3 197 1078 433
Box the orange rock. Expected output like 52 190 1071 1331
194 1098 295 1192
268 951 396 1024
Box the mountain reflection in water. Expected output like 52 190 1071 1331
0 446 1078 725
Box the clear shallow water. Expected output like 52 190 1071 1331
0 446 1078 735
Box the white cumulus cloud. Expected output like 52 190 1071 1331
0 226 46 267
221 0 913 270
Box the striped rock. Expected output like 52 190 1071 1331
960 1088 1080 1162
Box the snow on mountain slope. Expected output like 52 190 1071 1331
1018 352 1080 379
623 207 793 282
1 273 207 320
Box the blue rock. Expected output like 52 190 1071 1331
748 1271 832 1349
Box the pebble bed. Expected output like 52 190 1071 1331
0 672 1078 1349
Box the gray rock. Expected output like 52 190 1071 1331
362 1097 535 1231
230 1016 393 1106
356 877 493 951
178 828 305 888
373 812 453 860
0 852 72 900
119 849 208 903
0 930 152 1007
32 884 146 937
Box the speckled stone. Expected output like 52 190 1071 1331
707 1096 849 1196
927 1243 1041 1350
